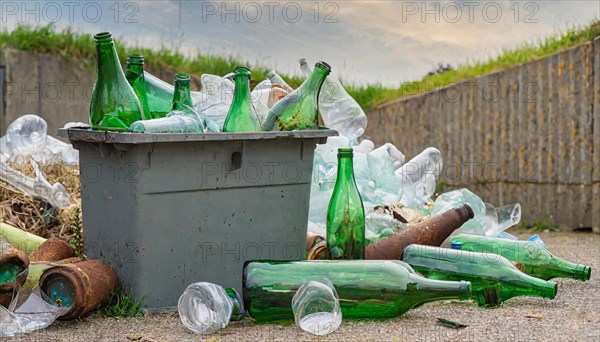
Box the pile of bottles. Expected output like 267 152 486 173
89 32 367 136
86 32 592 337
177 147 592 336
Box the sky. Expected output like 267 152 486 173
1 0 598 86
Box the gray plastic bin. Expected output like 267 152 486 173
65 128 336 311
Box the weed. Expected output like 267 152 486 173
102 287 147 318
68 206 85 259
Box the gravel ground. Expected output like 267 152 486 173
9 230 600 341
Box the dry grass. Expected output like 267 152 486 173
0 160 82 241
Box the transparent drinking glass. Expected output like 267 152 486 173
291 279 342 336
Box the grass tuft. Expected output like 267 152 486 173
102 287 147 318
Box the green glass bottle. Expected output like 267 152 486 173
223 66 261 132
125 55 150 120
172 73 194 111
243 260 471 322
262 61 330 131
326 148 365 259
402 244 558 307
450 234 591 281
144 71 175 118
90 32 144 131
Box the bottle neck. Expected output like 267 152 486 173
232 74 251 105
96 41 122 81
126 63 144 75
173 81 193 108
548 257 591 281
225 288 244 317
409 274 471 305
301 66 329 96
336 155 356 185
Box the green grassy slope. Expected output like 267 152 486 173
1 20 598 110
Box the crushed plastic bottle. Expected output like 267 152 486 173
299 58 367 140
395 147 442 210
251 79 274 123
292 279 342 336
0 160 71 209
484 202 521 237
194 74 235 130
3 115 78 165
251 79 290 123
432 188 486 235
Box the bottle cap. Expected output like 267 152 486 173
450 241 462 249
299 58 308 66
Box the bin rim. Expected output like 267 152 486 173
60 128 338 144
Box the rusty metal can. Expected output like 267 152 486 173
28 237 75 263
39 260 118 320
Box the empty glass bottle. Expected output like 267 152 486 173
90 32 144 131
402 244 558 307
125 55 151 120
450 234 591 281
143 72 177 118
129 74 205 133
327 148 365 259
243 260 471 322
178 282 244 335
172 73 194 110
262 61 330 131
223 66 261 132
299 58 368 140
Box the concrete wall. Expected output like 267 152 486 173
0 48 203 139
0 48 94 140
365 37 600 231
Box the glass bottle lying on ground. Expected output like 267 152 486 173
402 244 558 307
449 234 591 281
178 259 471 334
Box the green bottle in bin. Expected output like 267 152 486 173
402 244 558 307
262 61 330 131
450 234 591 281
90 32 145 131
223 66 261 132
326 148 365 259
125 55 151 120
243 260 472 322
172 73 194 110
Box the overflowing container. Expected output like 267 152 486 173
63 128 336 310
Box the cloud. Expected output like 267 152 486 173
3 0 597 85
